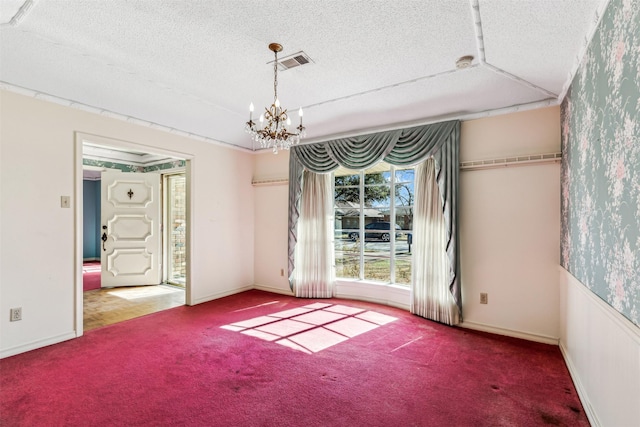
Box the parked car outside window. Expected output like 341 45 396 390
348 222 402 242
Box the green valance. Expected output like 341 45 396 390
287 120 461 315
292 120 459 173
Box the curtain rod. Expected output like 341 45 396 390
251 152 562 185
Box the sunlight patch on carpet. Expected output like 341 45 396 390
356 311 397 325
324 317 379 338
288 328 348 353
256 319 315 336
324 305 366 315
241 329 280 341
269 307 314 318
291 310 347 326
221 303 397 353
232 315 279 328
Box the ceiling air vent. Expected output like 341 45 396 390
272 51 313 71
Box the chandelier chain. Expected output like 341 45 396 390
273 50 278 102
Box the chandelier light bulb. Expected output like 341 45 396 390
259 114 264 123
249 102 254 112
286 117 291 127
298 107 303 117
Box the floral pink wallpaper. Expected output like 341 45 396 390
561 0 639 326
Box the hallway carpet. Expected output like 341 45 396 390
82 261 101 291
0 290 588 426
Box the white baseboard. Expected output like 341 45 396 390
254 282 411 310
191 285 254 305
333 291 410 311
1 331 77 359
252 284 294 296
335 280 411 311
460 320 559 345
558 340 600 427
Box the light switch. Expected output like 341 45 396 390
61 196 71 208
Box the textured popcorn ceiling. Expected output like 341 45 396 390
0 0 608 150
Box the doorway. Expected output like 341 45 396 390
75 133 193 335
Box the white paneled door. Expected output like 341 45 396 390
100 171 161 287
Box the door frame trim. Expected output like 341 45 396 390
74 132 195 337
161 170 187 286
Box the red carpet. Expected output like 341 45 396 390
83 261 101 291
0 290 588 426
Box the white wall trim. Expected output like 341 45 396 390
0 331 77 359
560 266 640 342
253 284 294 296
557 0 612 102
251 179 288 187
558 340 601 427
460 320 559 345
334 281 411 311
0 82 252 153
192 285 254 305
333 291 410 311
74 135 84 336
254 281 412 311
559 265 640 427
460 152 562 171
251 152 563 186
261 99 558 150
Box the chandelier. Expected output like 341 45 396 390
245 43 305 153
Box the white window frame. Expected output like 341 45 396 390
333 163 413 286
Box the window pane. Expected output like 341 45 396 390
167 174 186 286
364 254 390 283
364 170 390 184
335 244 360 279
335 220 360 280
362 165 392 282
364 168 391 210
395 168 414 183
334 168 360 207
334 168 361 280
395 212 412 285
394 168 414 286
334 210 360 241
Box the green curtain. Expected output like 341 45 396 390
287 120 461 314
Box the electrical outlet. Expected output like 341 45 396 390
60 196 70 208
480 293 488 304
280 268 285 277
10 307 22 322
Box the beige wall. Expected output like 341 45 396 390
252 150 291 294
254 106 562 341
0 90 255 357
460 106 561 341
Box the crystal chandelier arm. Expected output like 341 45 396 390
247 43 304 153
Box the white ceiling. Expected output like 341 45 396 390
0 0 609 151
